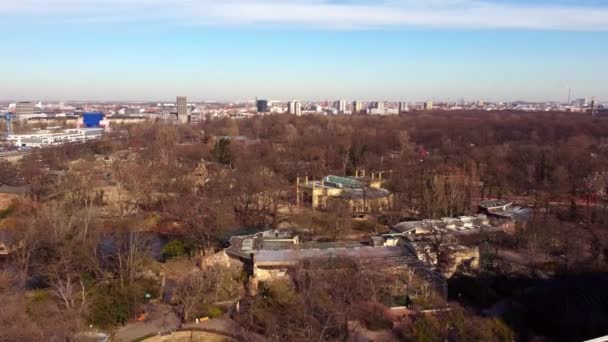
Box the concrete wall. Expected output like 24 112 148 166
254 266 290 281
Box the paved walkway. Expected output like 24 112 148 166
113 305 181 342
136 330 235 342
183 319 266 342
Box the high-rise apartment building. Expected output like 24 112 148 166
369 101 386 115
176 96 189 123
15 102 35 120
334 99 347 113
591 97 598 116
399 102 409 113
353 101 363 113
424 101 433 111
288 100 302 116
256 99 269 113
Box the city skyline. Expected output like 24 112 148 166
1 0 607 101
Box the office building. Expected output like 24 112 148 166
591 97 598 116
424 101 433 111
78 112 110 130
225 228 447 300
8 128 103 148
399 102 409 113
369 101 386 115
372 101 385 111
15 102 35 120
353 101 363 113
288 100 302 116
334 99 347 113
574 98 586 108
256 99 269 113
176 96 189 124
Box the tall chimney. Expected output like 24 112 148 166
296 177 301 207
312 181 317 210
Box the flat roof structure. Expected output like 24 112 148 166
256 245 410 266
391 215 492 236
254 245 447 298
479 199 532 220
225 229 448 299
7 128 103 148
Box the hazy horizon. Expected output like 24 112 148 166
0 97 602 105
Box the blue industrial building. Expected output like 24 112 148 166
82 112 105 128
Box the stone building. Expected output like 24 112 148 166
388 216 491 277
224 229 447 300
296 173 393 213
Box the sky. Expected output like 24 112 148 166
0 0 607 102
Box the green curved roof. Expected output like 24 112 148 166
323 175 364 189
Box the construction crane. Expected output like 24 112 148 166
1 112 13 136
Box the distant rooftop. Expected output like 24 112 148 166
392 215 491 235
338 187 391 200
323 175 364 189
0 184 30 195
489 206 533 220
226 229 369 259
479 199 532 220
226 229 299 259
254 245 447 297
479 199 513 209
255 245 411 265
217 135 248 141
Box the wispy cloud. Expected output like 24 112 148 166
2 0 608 30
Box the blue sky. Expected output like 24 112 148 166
0 0 607 102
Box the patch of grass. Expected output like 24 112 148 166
161 239 192 261
142 214 162 230
206 306 224 319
